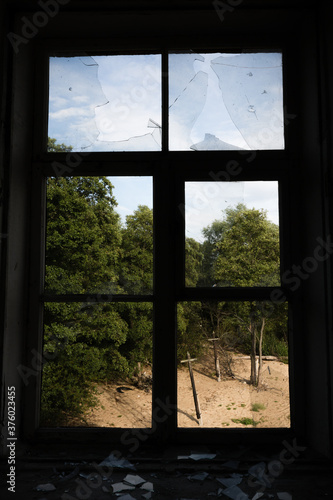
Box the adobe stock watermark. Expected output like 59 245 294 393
51 150 91 177
50 61 160 176
179 106 297 224
61 396 176 500
7 0 70 55
248 438 306 494
17 333 69 386
268 235 333 307
213 0 244 23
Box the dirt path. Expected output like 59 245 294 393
82 352 290 429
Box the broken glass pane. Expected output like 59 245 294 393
48 55 161 152
41 301 153 428
177 301 290 429
169 53 284 151
169 54 208 150
185 181 280 287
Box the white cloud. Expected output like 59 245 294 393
185 181 279 242
49 107 92 120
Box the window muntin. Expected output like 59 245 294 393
39 46 291 434
48 52 283 153
42 174 154 427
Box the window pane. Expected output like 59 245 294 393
41 302 153 427
45 176 153 295
48 55 161 151
177 301 290 428
185 181 280 287
169 53 284 151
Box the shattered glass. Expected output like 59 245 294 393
48 55 161 151
169 54 208 150
48 52 282 152
169 52 284 151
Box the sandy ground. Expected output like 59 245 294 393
82 351 290 429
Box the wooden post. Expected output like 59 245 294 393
181 352 202 425
208 338 221 382
137 362 142 386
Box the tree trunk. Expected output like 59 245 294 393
257 317 265 386
250 323 257 385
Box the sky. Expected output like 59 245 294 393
185 181 279 243
48 53 283 240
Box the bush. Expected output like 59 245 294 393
262 331 288 359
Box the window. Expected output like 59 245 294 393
30 44 294 439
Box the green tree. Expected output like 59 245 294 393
185 237 204 287
46 176 122 295
209 204 282 385
119 205 153 294
214 204 280 287
42 140 157 424
177 238 205 362
200 219 227 286
47 137 73 153
42 139 132 424
42 173 128 424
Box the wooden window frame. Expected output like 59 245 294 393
15 7 316 448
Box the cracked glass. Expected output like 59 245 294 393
48 55 161 152
169 52 284 151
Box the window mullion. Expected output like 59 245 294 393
161 50 169 152
153 163 178 440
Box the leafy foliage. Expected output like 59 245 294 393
47 137 73 153
46 176 122 294
119 205 153 294
42 139 288 423
214 204 280 287
41 140 153 425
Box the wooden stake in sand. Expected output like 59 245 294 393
181 351 202 426
208 338 221 382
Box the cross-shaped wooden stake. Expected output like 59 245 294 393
208 338 221 382
181 351 202 426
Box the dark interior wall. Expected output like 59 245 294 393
0 7 35 457
321 0 333 452
0 0 332 458
296 9 331 455
0 0 7 459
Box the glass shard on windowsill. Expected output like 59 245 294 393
221 485 250 500
112 483 135 493
99 453 136 470
217 474 243 487
123 474 146 486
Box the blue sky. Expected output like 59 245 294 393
109 176 153 224
185 181 279 243
48 53 282 239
